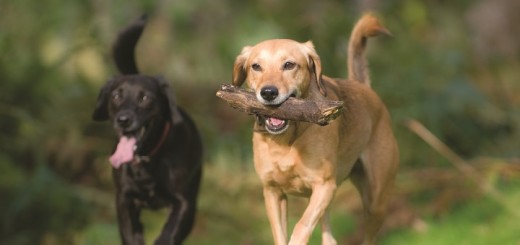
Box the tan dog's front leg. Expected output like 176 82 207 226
289 182 336 245
264 187 288 245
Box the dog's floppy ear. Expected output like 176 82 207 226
232 46 251 87
155 76 183 125
92 79 114 121
302 41 327 96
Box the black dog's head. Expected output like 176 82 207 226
92 14 186 168
92 75 183 167
92 74 183 130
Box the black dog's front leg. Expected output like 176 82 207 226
154 193 197 245
116 194 145 245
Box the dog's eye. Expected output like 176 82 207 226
251 63 262 71
112 93 122 101
283 61 296 70
138 95 150 103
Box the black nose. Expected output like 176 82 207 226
260 86 279 101
116 115 132 129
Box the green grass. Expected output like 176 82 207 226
76 222 119 245
382 191 520 245
74 165 520 245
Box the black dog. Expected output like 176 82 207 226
92 15 203 245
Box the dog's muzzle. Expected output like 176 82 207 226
110 113 149 168
255 87 296 135
257 86 297 106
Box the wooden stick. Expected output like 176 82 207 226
216 84 344 125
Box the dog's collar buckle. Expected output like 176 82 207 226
132 155 150 164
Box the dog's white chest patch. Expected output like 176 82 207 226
278 156 295 172
263 157 312 196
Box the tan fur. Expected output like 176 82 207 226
232 13 398 245
348 12 392 86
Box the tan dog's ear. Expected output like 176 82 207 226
232 46 251 87
302 41 327 96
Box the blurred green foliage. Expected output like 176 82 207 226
1 0 519 244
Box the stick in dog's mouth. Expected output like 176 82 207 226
216 84 344 126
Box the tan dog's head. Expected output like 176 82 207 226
232 39 326 134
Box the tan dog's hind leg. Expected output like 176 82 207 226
289 182 337 245
321 210 338 245
351 124 399 245
263 188 288 245
280 195 288 239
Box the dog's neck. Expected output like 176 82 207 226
147 121 171 157
137 120 171 160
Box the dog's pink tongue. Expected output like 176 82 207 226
109 136 136 169
269 117 285 126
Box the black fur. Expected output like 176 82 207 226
92 15 203 245
112 14 147 74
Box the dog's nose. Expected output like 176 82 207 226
116 115 132 129
260 86 279 101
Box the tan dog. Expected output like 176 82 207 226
232 13 399 245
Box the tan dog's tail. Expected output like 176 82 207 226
347 13 391 86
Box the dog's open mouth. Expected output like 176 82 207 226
109 127 146 168
265 117 289 134
259 92 295 134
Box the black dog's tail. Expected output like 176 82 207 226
112 14 148 75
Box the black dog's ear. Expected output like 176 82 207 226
155 76 183 125
92 79 114 121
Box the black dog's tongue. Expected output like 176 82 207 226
109 136 137 168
